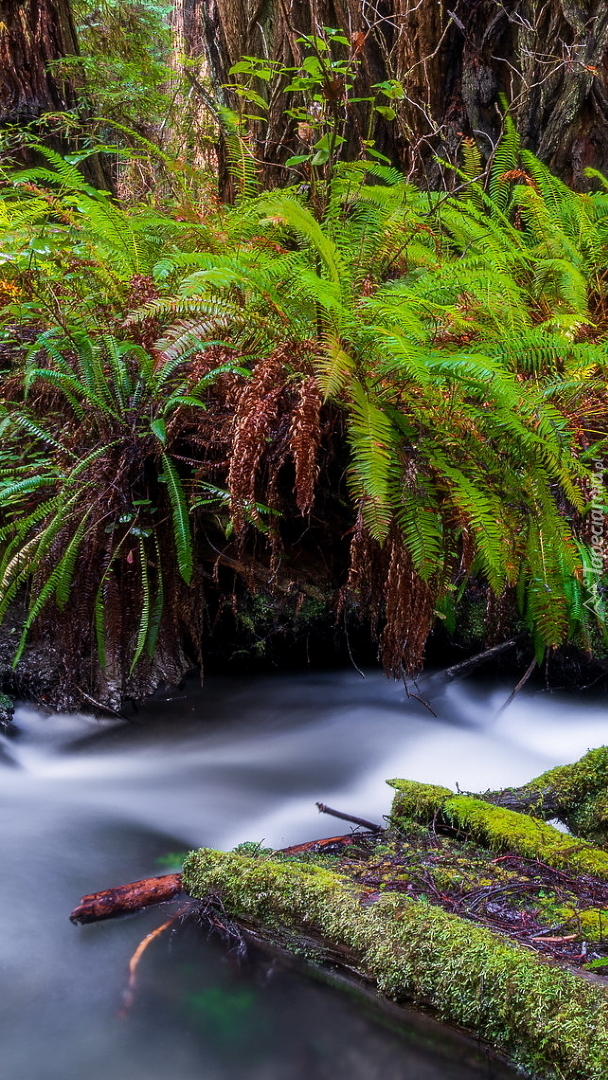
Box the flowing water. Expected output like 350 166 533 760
1 668 607 1080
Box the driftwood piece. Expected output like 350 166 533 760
279 833 365 855
70 872 184 924
426 636 524 685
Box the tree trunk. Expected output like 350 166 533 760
185 0 608 191
0 0 79 124
0 0 113 189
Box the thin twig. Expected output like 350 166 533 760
495 657 537 717
316 802 383 833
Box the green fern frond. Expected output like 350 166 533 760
129 538 151 674
347 380 397 541
160 452 193 584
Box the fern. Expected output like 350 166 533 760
160 452 193 585
129 538 151 674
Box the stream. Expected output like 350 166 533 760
2 668 607 1080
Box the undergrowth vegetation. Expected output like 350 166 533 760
1 118 607 706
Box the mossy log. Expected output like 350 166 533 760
483 748 608 847
182 846 608 1080
69 750 608 1076
181 769 608 1080
388 779 608 880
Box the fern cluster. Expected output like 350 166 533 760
0 137 607 703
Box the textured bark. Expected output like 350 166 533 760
184 0 608 189
0 0 79 124
0 0 112 189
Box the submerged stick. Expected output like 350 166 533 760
119 915 179 1015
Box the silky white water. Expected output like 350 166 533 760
1 668 606 1080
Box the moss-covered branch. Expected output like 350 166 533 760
481 748 608 847
388 778 608 879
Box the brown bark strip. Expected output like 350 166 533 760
279 833 362 856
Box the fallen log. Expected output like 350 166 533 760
183 837 608 1080
179 771 608 1080
69 834 362 923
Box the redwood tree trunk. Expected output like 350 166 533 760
0 0 78 123
0 0 113 189
184 0 608 190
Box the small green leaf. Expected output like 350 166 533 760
375 105 397 120
364 146 392 163
302 56 323 77
150 418 167 444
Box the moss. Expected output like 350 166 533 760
182 847 608 1080
429 866 467 892
524 748 608 807
445 796 608 880
388 779 608 882
521 748 608 846
569 794 608 848
565 908 608 942
387 778 452 825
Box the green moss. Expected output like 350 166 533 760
445 796 608 880
521 748 608 846
388 778 608 882
526 748 608 807
429 866 467 892
182 847 608 1080
387 778 452 825
564 908 608 942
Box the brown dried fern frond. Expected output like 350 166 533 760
346 514 436 676
289 375 322 516
227 347 289 535
345 512 386 639
380 525 435 677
